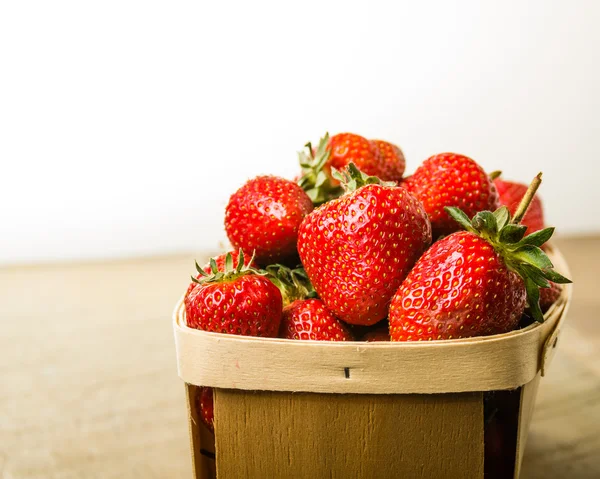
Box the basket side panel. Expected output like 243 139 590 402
185 384 216 479
214 389 484 479
514 374 541 478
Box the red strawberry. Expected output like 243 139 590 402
390 231 526 340
328 133 384 182
298 164 432 325
185 249 257 298
371 139 405 182
196 386 214 433
494 178 545 233
279 298 353 341
185 252 283 337
403 153 500 237
539 282 561 312
389 175 571 340
225 176 313 265
298 133 405 204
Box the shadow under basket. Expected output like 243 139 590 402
173 246 572 479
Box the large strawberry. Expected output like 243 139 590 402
185 251 283 337
494 177 545 233
389 174 571 341
225 176 313 265
279 298 353 341
403 153 500 237
298 133 405 204
298 164 432 326
185 249 257 298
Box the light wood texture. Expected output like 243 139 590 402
1 236 598 478
214 389 484 479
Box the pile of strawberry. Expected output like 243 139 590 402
184 132 571 431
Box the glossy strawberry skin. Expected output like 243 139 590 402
225 176 313 265
539 282 561 312
185 250 257 298
371 139 405 182
279 298 353 341
404 153 499 237
494 178 545 233
185 274 283 337
389 231 526 341
298 184 432 326
196 386 214 433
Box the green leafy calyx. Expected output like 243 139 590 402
191 249 262 285
264 263 317 307
332 162 396 194
296 132 343 205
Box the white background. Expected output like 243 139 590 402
1 1 598 265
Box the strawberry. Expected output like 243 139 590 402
279 298 353 341
539 282 561 312
371 139 405 183
403 153 500 237
185 251 283 337
298 164 432 325
362 325 390 342
389 174 571 341
494 177 545 233
185 249 257 298
195 386 214 433
328 133 384 181
298 133 405 204
225 176 313 265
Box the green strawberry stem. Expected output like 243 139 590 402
511 172 542 225
444 171 571 323
488 170 502 181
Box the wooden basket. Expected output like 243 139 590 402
173 246 571 479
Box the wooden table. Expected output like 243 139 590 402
1 237 598 478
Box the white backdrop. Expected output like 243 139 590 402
1 1 599 265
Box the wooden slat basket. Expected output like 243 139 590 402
173 246 571 479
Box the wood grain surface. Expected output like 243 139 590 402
1 236 598 478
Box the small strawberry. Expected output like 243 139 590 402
389 174 571 341
279 298 353 341
297 133 405 204
370 139 405 183
328 133 384 181
225 176 313 265
298 164 432 325
195 386 214 433
539 282 561 312
185 251 283 337
185 249 257 298
403 153 500 237
362 325 390 342
494 177 545 233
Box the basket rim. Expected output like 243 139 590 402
173 245 572 394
